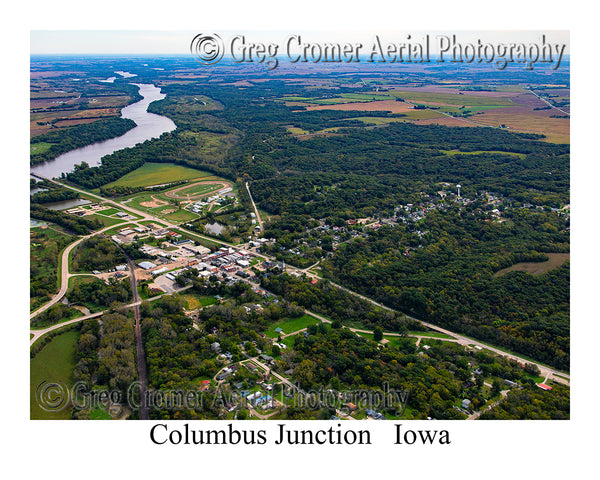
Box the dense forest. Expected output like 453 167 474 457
30 204 102 235
261 274 422 333
30 117 136 165
321 206 569 370
60 78 571 370
480 383 569 419
31 180 80 204
72 312 137 420
71 236 127 272
68 277 132 311
30 227 73 310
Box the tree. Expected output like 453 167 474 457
373 327 383 342
491 379 503 397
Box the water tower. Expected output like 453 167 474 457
457 184 461 198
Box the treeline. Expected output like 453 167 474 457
480 383 569 419
99 179 188 197
141 294 223 419
30 204 102 234
30 227 73 310
261 273 421 333
283 326 456 419
68 277 131 311
66 130 237 189
31 185 79 204
322 208 570 370
30 303 81 329
72 312 136 408
30 117 136 165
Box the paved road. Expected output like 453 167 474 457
29 223 128 320
30 174 234 321
30 311 104 345
528 89 570 116
30 286 192 346
323 280 570 386
246 181 263 233
31 173 571 387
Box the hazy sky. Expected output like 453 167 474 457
30 30 569 55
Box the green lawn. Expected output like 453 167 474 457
265 314 321 338
89 407 112 420
286 127 310 135
67 275 97 289
103 162 210 189
30 329 79 420
175 183 221 197
30 142 53 155
408 330 454 339
97 207 120 216
83 213 127 228
169 228 229 248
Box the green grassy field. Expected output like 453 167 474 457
97 207 120 216
264 314 321 338
30 329 79 420
121 192 200 223
408 330 454 339
103 223 138 236
103 163 209 188
493 253 570 277
169 227 229 248
340 93 395 101
30 142 53 155
67 274 98 289
83 213 127 228
181 293 218 310
440 149 526 159
286 126 310 135
175 183 221 197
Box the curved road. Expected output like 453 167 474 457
31 173 570 388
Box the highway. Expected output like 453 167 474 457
30 173 570 388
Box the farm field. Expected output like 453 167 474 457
493 253 570 277
102 162 210 188
388 90 516 107
30 329 79 420
305 99 415 114
440 149 527 159
473 107 570 135
292 85 569 142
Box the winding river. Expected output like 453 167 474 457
30 82 176 179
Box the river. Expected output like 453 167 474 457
30 82 176 179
